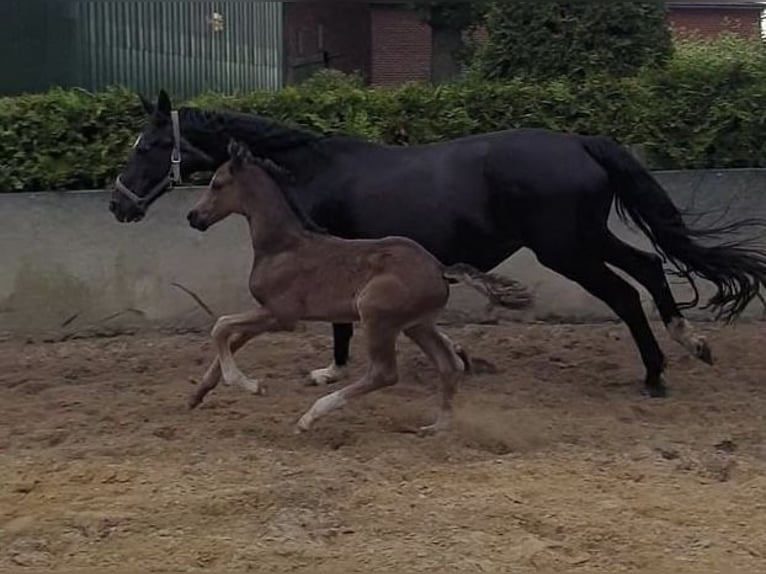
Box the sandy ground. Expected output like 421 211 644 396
1 321 765 573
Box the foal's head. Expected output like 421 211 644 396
187 140 258 231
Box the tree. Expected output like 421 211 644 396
478 1 672 80
415 2 487 84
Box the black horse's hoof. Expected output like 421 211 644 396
642 384 668 399
642 372 668 398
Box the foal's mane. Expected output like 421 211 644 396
249 156 328 235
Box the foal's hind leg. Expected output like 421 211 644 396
296 321 399 432
601 234 713 365
404 322 467 435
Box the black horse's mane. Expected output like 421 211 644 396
181 107 333 234
181 106 346 155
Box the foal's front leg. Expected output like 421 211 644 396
211 308 282 396
189 331 257 409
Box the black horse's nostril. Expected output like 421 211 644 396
187 211 198 226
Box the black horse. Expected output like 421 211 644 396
110 90 766 397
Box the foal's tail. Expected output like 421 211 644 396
582 135 766 321
443 263 534 310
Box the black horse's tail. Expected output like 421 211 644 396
582 135 766 321
443 263 534 310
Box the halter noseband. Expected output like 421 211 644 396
115 110 182 214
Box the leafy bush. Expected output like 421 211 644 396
477 0 672 80
0 36 763 192
640 34 766 168
0 87 143 191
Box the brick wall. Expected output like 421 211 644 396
668 7 763 38
284 3 764 89
283 2 371 84
365 5 763 87
370 6 432 86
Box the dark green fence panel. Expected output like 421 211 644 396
0 0 283 98
0 0 77 95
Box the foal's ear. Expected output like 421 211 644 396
227 139 252 170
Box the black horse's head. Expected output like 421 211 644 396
109 90 214 222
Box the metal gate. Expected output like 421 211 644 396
0 0 283 97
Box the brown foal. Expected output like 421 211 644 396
186 140 532 434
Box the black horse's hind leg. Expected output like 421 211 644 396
538 252 668 397
600 234 713 365
333 322 353 366
309 323 354 385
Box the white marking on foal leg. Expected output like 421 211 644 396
308 363 348 386
208 309 278 398
214 318 266 395
667 317 713 365
219 358 264 395
296 390 347 432
418 410 453 437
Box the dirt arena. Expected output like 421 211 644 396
1 321 765 572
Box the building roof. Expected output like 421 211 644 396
667 1 765 8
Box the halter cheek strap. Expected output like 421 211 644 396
170 109 181 183
115 110 182 213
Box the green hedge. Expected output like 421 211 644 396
478 1 672 80
1 36 764 192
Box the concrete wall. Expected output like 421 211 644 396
1 169 765 339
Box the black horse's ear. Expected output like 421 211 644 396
156 90 172 117
138 93 154 116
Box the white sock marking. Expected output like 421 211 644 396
667 317 704 356
297 390 347 431
309 363 348 386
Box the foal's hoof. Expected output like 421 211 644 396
188 393 203 410
416 419 451 437
454 345 473 375
240 378 266 396
697 339 714 366
295 416 312 434
187 379 206 410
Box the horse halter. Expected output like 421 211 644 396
114 110 182 214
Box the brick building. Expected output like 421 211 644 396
667 0 765 38
283 2 432 86
283 1 765 88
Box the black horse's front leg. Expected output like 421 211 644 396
308 323 353 385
